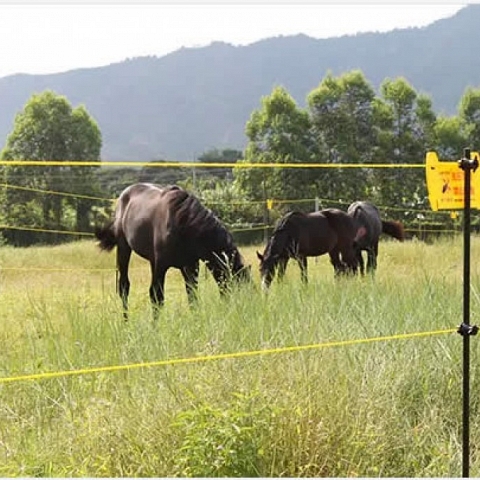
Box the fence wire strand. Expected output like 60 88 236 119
0 160 426 168
0 328 456 385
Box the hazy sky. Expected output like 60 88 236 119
0 3 465 79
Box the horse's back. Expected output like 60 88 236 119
320 208 357 238
115 183 182 261
348 201 380 220
285 209 357 249
116 183 176 218
295 211 338 255
117 184 178 225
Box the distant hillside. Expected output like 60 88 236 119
0 4 478 161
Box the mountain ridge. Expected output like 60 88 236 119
0 5 477 161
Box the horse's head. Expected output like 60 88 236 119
208 247 252 294
256 250 278 291
256 230 292 291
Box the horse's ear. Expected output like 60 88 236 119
256 251 264 262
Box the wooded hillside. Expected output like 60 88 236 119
0 5 478 161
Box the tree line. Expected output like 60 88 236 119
1 70 479 246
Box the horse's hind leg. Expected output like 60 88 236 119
181 262 200 305
366 241 379 274
357 249 365 276
297 256 308 284
149 261 167 321
366 249 375 274
117 238 132 320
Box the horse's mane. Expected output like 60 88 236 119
167 186 238 253
265 211 305 257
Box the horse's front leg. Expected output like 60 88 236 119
150 261 167 321
117 238 132 321
342 246 359 276
297 256 308 284
181 262 200 305
329 249 345 277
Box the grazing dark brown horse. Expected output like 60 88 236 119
256 209 358 290
95 183 251 319
347 200 405 275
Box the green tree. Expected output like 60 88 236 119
459 86 480 149
371 78 436 213
433 115 469 160
139 159 191 187
198 148 243 164
307 70 377 202
0 90 102 245
67 105 103 232
234 86 316 208
196 148 243 182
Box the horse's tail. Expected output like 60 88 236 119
94 221 117 251
382 220 405 242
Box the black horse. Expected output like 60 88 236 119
95 183 251 319
256 209 358 290
347 200 405 275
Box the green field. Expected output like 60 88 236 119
1 236 480 477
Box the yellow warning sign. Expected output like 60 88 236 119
266 199 274 210
425 151 480 211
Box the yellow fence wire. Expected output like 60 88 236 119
0 160 426 168
0 328 456 385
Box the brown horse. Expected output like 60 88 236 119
347 200 405 275
95 183 251 319
256 209 359 290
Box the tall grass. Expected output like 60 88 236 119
1 236 480 476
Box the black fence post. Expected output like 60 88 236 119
457 147 479 478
